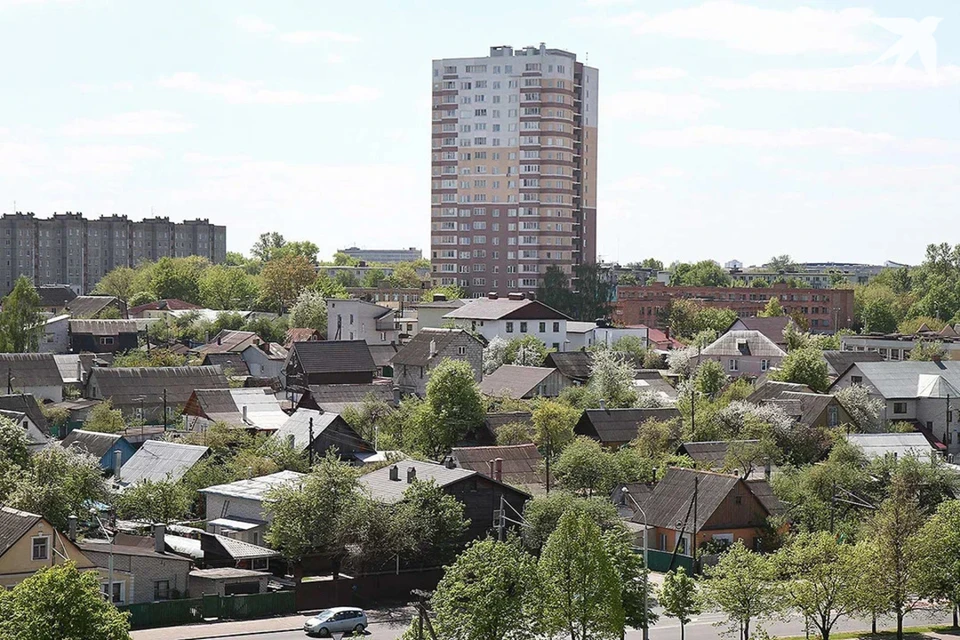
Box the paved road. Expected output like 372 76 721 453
206 608 953 640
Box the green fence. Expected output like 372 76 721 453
645 548 694 573
121 591 296 630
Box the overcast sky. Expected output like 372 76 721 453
0 0 956 267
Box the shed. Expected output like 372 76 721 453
188 568 270 597
284 341 377 388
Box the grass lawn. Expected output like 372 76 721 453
778 626 960 640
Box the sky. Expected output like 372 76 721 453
0 0 957 268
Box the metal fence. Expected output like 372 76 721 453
645 548 694 573
121 591 297 630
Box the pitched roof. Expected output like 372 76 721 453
567 321 598 334
479 365 556 399
360 459 529 504
200 532 279 561
285 328 323 348
65 295 121 319
54 353 110 384
288 340 376 375
700 330 787 358
835 361 960 398
198 330 261 355
119 440 209 485
368 343 399 368
0 394 49 435
201 353 250 376
543 351 594 381
185 388 287 430
916 374 960 398
68 319 139 336
483 412 533 440
678 440 761 470
822 350 885 378
846 432 935 460
729 317 792 346
89 366 229 406
270 408 372 453
772 391 836 425
443 297 571 321
306 384 395 413
79 540 192 562
0 506 42 558
745 479 785 516
199 470 304 500
391 328 480 367
746 380 813 404
450 444 543 486
37 285 77 308
61 429 129 460
576 407 682 444
0 354 64 388
128 299 201 314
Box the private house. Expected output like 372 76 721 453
299 383 395 414
391 328 484 397
270 409 374 461
746 380 814 404
78 526 192 604
360 459 530 542
38 314 70 353
479 365 569 400
240 343 288 380
694 330 787 378
830 361 960 454
463 412 535 447
763 391 853 430
65 295 127 319
68 319 139 354
0 354 64 402
200 353 250 377
846 432 937 462
54 353 111 388
447 444 545 494
118 441 210 487
822 350 885 379
128 299 202 319
443 293 571 351
60 429 135 473
326 299 397 345
284 341 377 391
155 528 278 572
676 440 772 479
195 330 263 356
0 394 50 446
284 328 323 348
86 366 229 424
0 507 114 594
37 284 77 314
45 398 101 436
575 407 683 449
182 388 288 432
543 351 595 385
415 296 464 333
199 471 305 547
724 317 794 350
594 326 651 351
630 468 779 560
368 343 400 378
0 407 49 453
566 322 598 351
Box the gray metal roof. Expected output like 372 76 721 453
0 354 63 388
69 319 139 336
307 384 394 413
119 440 210 485
390 328 479 367
65 295 121 319
0 506 41 558
61 429 128 460
89 366 229 406
199 470 304 500
479 365 555 399
846 432 935 460
443 297 570 321
700 330 787 358
270 409 342 451
359 459 477 504
843 361 960 398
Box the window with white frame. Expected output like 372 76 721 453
31 535 49 561
728 359 739 372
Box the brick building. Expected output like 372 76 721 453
614 283 854 333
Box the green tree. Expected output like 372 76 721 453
111 348 188 369
429 538 538 640
671 260 731 287
539 511 624 640
82 399 127 433
251 232 287 262
361 268 387 288
0 276 42 352
772 347 830 392
605 527 658 633
589 348 638 408
0 562 130 640
610 335 647 360
6 447 107 530
537 265 576 318
910 500 960 627
332 250 360 266
483 335 509 375
909 340 946 361
260 254 317 312
0 414 30 470
386 263 423 288
767 255 799 272
405 359 485 459
198 264 259 309
861 297 899 334
422 284 465 302
553 437 613 497
835 385 883 432
288 290 328 332
93 266 137 302
775 532 867 640
660 567 700 640
572 263 613 321
758 297 784 317
150 256 207 303
395 479 469 565
699 541 784 640
276 240 320 264
532 399 578 483
504 335 548 366
115 478 193 523
521 492 622 554
695 359 727 398
313 272 349 299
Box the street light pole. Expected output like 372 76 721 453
622 487 649 640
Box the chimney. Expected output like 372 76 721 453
406 466 417 483
429 339 437 358
67 515 78 541
527 291 536 301
487 292 499 300
488 460 495 477
433 293 447 302
242 405 249 424
664 327 670 340
260 342 270 354
392 387 401 407
113 449 123 483
445 457 456 469
217 334 222 346
599 399 607 411
494 458 503 482
389 465 399 481
764 461 772 480
154 523 166 554
286 434 296 449
76 359 83 384
933 354 943 364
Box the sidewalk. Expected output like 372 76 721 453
130 606 414 640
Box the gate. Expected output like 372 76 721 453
202 593 220 619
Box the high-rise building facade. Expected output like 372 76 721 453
0 211 227 294
430 44 598 297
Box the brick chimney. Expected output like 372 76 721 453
494 458 503 482
389 465 399 481
406 466 417 483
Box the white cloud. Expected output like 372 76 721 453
234 14 358 44
157 73 381 105
326 53 345 64
583 0 634 6
61 111 193 136
633 125 956 154
0 142 160 178
603 91 718 120
632 68 689 81
612 2 879 54
709 64 960 91
0 0 79 6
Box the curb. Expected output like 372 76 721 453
153 613 411 640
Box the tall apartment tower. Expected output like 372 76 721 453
430 44 598 297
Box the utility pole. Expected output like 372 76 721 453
308 417 315 467
692 477 699 574
544 435 551 494
162 388 168 432
6 369 11 394
690 386 696 440
497 494 506 542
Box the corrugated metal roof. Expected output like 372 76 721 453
479 365 555 399
443 298 570 321
700 330 786 358
359 459 478 504
450 444 543 486
678 440 761 469
289 341 376 375
199 470 304 500
846 432 935 460
65 295 121 319
0 506 40 558
844 361 960 398
187 388 287 430
576 407 682 444
746 381 813 404
307 384 394 414
69 319 139 336
0 354 63 388
391 328 478 367
61 429 128 460
119 440 210 485
89 366 229 406
270 409 343 451
822 351 885 377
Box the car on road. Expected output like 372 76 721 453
304 607 368 637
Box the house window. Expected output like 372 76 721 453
760 359 769 371
851 376 863 385
251 557 269 571
98 337 115 346
457 346 466 356
734 495 742 505
135 407 144 420
32 536 49 561
677 536 688 555
893 402 907 415
506 322 514 333
102 581 124 604
539 322 546 332
659 533 667 551
154 580 170 600
553 322 560 332
520 322 528 333
828 405 839 427
349 314 354 325
553 343 560 351
728 359 739 372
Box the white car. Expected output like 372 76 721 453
304 607 368 637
